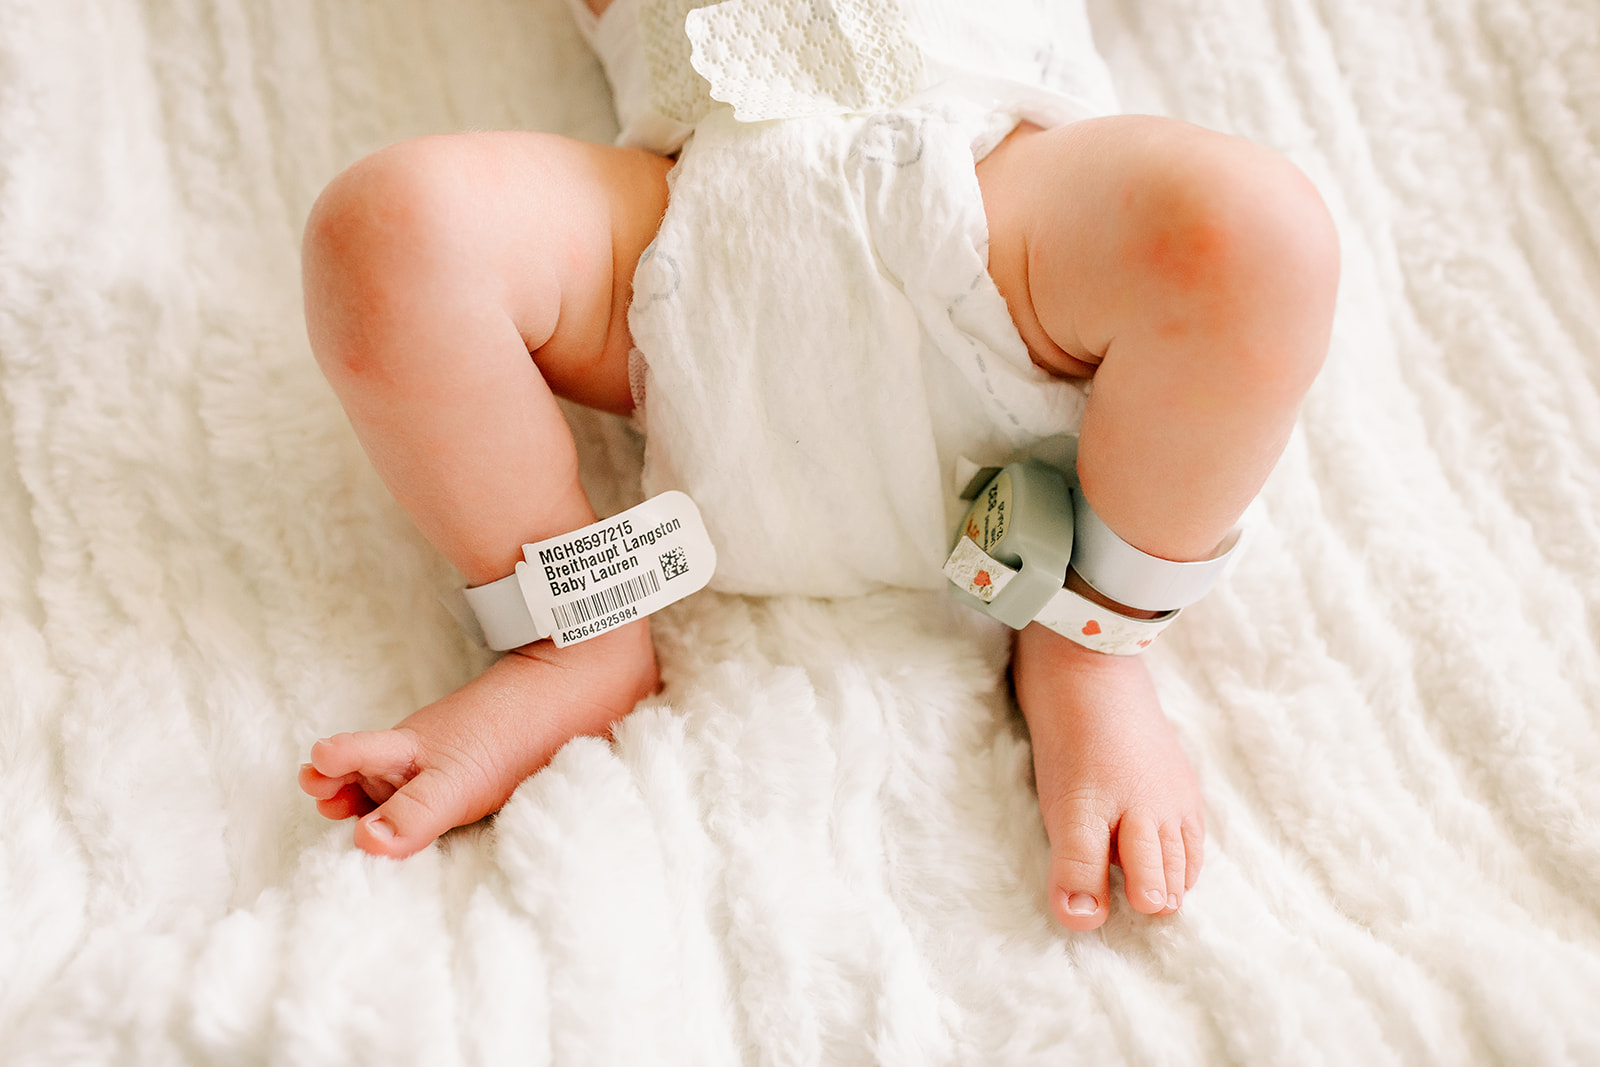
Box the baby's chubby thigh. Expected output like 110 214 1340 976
305 129 672 425
971 122 1082 379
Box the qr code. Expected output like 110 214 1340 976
659 546 690 581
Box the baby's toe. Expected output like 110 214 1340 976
1161 819 1189 908
1116 811 1169 913
1118 811 1184 914
308 733 363 778
357 765 477 860
1042 795 1114 930
1182 817 1204 892
310 729 420 782
298 762 351 800
315 783 377 821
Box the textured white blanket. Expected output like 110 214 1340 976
3 0 1598 1063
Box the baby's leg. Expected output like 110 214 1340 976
976 116 1338 929
297 131 673 857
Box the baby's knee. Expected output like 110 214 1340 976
1132 124 1340 385
302 138 469 367
303 137 481 294
1160 131 1338 301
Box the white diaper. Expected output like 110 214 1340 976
607 0 1120 597
629 100 1069 596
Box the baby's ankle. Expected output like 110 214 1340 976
508 617 660 698
1063 568 1163 622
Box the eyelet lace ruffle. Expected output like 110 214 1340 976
682 0 923 122
634 0 1118 131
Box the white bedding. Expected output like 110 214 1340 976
2 0 1598 1063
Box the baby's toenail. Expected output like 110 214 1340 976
1167 893 1181 910
1145 888 1166 908
1066 892 1098 916
365 815 395 840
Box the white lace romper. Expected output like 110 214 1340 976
567 0 1121 597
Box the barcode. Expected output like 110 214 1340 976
660 546 689 581
551 570 661 631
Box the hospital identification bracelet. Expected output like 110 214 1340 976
942 461 1243 655
460 491 716 649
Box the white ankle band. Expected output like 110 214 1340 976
1068 486 1244 613
943 459 1248 655
944 532 1179 655
455 491 715 650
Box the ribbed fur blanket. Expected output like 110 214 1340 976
2 0 1598 1062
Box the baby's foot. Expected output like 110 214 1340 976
298 621 659 858
1012 621 1204 931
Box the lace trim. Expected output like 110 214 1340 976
637 0 925 125
639 0 719 125
685 0 923 121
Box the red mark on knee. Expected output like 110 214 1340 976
1141 220 1230 293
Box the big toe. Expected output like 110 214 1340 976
1042 795 1113 931
356 763 486 859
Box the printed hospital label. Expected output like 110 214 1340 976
942 535 1018 603
963 469 1011 555
514 491 716 647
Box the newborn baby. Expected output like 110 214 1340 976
297 0 1337 931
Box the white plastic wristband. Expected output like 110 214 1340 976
456 491 716 650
